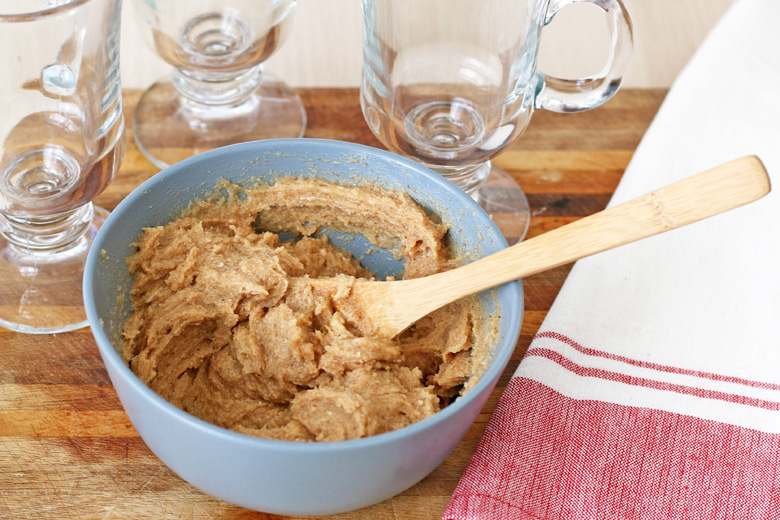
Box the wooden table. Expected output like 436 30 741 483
0 88 666 519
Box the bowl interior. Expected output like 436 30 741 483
85 138 522 441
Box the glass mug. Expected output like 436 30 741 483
361 0 632 242
0 0 125 333
131 0 305 169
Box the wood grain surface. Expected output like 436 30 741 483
0 88 666 520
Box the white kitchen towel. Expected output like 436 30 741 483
444 0 780 518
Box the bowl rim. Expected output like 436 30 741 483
84 138 523 452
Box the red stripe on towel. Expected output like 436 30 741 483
525 347 780 411
444 377 780 520
534 331 780 391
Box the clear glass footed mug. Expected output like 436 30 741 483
361 0 632 242
0 0 125 333
131 0 305 169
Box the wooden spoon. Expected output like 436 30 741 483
309 155 770 338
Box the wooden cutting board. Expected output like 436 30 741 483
0 87 666 519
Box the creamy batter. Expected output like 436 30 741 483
122 178 488 442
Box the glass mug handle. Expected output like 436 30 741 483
534 0 633 112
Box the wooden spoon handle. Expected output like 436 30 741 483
408 155 770 311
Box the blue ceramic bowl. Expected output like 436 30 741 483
83 139 522 515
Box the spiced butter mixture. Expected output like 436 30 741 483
122 178 489 442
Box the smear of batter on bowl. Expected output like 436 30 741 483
121 177 494 442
